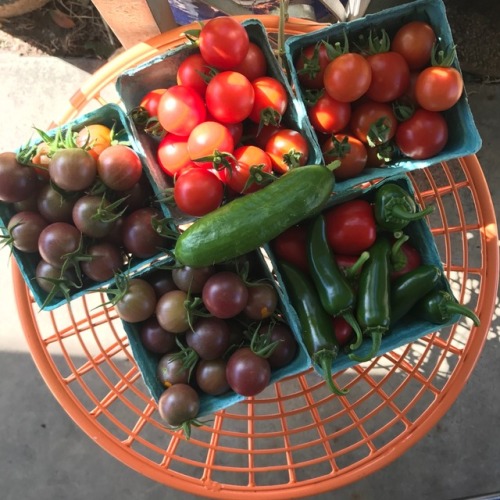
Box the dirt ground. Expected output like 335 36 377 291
0 0 499 79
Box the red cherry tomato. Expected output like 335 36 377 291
332 316 354 347
350 100 398 146
308 93 351 135
323 53 372 103
231 42 267 82
205 71 255 124
187 121 234 168
295 41 333 90
248 76 288 125
395 108 448 160
176 53 212 97
157 133 196 178
265 129 309 174
324 199 377 255
174 168 224 217
271 225 309 274
139 88 167 117
198 17 249 70
365 51 410 103
322 134 367 180
414 66 464 112
391 21 437 71
157 85 206 137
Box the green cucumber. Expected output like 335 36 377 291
175 165 335 267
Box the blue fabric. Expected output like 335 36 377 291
167 1 346 25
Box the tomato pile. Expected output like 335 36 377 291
294 20 463 178
114 253 298 436
0 115 172 308
131 17 310 218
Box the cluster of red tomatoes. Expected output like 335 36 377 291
114 255 298 433
134 16 310 218
0 121 171 307
295 20 463 179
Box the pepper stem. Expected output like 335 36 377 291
444 302 481 327
316 351 348 396
348 330 383 363
391 204 434 222
344 251 370 280
341 311 364 350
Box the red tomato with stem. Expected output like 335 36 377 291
271 225 309 274
205 71 255 124
248 76 288 125
350 100 398 146
174 168 224 216
322 134 367 180
157 85 206 137
391 21 437 71
295 41 333 90
243 122 281 150
157 133 196 178
265 129 309 174
395 108 448 160
187 121 235 169
231 42 267 82
176 53 212 97
219 145 273 194
198 17 249 70
324 199 377 255
414 66 464 112
323 53 372 103
97 144 143 191
308 92 351 135
139 88 167 117
365 51 410 103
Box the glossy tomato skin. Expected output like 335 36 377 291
196 359 230 396
226 347 271 396
323 53 372 103
262 323 298 369
324 199 377 255
243 283 278 321
121 207 166 258
174 168 224 217
205 71 255 124
186 317 231 360
295 42 332 90
248 76 288 124
271 224 309 274
156 289 190 334
140 316 177 354
36 183 77 223
172 265 214 294
176 53 211 97
322 134 367 180
139 88 167 116
81 242 124 282
72 195 116 238
157 133 195 178
38 222 82 268
7 211 48 253
308 93 351 135
187 121 234 168
158 384 199 427
350 100 398 146
231 42 267 82
97 144 143 191
414 66 464 112
202 271 249 319
332 316 354 347
157 85 207 137
395 109 448 160
391 21 437 71
265 129 309 174
49 148 97 192
35 259 76 295
365 51 410 103
115 278 157 323
198 17 249 70
220 145 273 194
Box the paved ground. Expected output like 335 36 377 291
1 3 499 499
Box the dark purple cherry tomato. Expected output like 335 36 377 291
146 269 177 298
97 144 143 191
226 347 271 396
243 283 278 321
158 383 200 427
72 195 117 238
49 148 97 192
202 271 249 319
114 278 157 323
140 316 177 354
196 359 230 396
155 289 190 333
38 222 82 268
186 317 231 360
0 152 38 202
37 183 77 223
81 242 124 282
35 259 77 295
172 265 215 294
7 211 48 253
157 352 190 387
261 322 298 369
121 207 166 258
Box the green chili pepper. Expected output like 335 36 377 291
307 214 364 350
350 235 392 362
390 264 442 325
413 289 481 326
374 182 434 232
278 260 347 395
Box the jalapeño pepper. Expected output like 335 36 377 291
350 235 392 362
374 182 434 232
413 289 480 326
390 264 442 325
307 214 364 350
278 260 347 395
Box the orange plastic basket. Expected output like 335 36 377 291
12 17 499 499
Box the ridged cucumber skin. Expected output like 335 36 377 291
175 165 334 267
